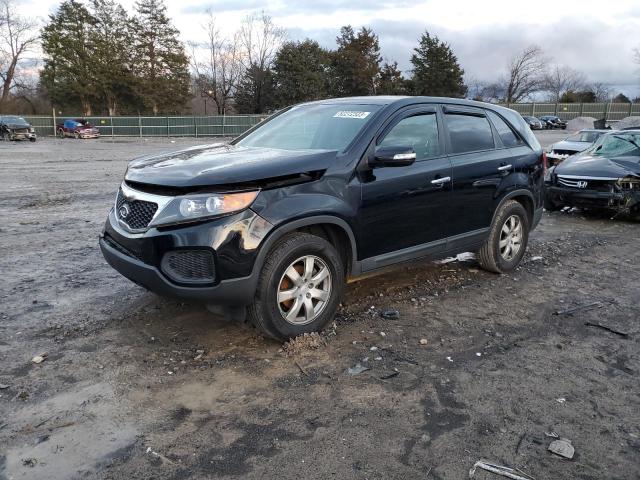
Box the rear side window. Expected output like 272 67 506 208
487 111 522 147
445 113 494 154
378 113 440 159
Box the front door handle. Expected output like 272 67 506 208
498 164 513 172
431 176 451 185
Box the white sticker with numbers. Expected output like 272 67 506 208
333 111 371 119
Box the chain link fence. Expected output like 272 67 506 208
22 114 269 138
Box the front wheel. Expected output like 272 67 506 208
477 200 530 274
247 232 344 341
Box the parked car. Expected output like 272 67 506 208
0 115 36 141
522 116 546 130
57 119 100 139
546 129 610 165
100 96 545 340
545 130 640 218
539 115 567 129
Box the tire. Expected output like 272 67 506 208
477 200 530 274
247 232 345 341
58 129 65 138
74 132 79 139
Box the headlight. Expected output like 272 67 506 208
29 128 35 133
150 191 259 227
179 191 258 219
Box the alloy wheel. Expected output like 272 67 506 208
277 255 332 325
499 215 523 261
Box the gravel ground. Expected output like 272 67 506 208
0 132 638 480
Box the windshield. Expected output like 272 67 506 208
592 133 640 158
566 131 603 143
1 116 29 126
236 103 381 151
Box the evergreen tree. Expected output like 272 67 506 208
91 0 135 115
378 61 409 95
40 1 98 115
410 31 467 97
131 0 190 114
331 26 381 96
234 65 275 114
272 39 331 106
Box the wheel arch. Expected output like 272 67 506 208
492 189 535 227
255 215 359 278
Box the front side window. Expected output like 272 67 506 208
378 113 440 159
445 113 494 154
236 103 381 152
487 111 522 147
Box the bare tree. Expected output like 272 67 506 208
239 12 286 72
501 45 547 103
0 0 39 106
544 65 586 102
589 82 611 102
190 11 244 114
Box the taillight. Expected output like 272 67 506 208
542 152 548 174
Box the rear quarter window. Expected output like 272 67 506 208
487 111 523 148
445 113 494 154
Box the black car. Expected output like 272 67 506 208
522 116 545 130
539 115 567 130
0 115 37 141
545 130 640 218
100 96 545 340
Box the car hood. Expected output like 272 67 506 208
3 123 30 129
125 143 335 188
550 140 591 152
555 152 640 178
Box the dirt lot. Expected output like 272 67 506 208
1 132 638 480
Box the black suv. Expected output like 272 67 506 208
100 97 545 340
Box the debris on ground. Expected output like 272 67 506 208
0 383 10 389
347 363 370 375
556 397 566 404
530 256 543 261
548 438 575 459
21 458 38 467
419 338 428 345
381 309 400 320
554 301 603 316
469 460 535 479
436 251 476 264
31 353 48 364
282 332 326 356
584 322 629 338
146 446 176 465
380 371 399 380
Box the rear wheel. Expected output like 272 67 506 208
477 200 530 274
57 129 65 138
247 232 344 341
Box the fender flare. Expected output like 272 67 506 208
490 189 536 226
253 215 359 277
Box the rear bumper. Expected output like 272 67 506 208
99 236 257 304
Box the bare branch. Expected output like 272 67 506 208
543 65 587 102
502 45 547 102
239 11 286 71
0 0 39 104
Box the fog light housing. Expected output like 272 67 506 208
161 250 216 284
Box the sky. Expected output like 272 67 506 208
22 0 640 98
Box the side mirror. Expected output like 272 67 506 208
370 145 416 168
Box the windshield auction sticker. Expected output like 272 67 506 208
333 111 371 119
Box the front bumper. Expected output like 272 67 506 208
546 185 625 208
10 132 36 140
79 132 100 138
100 208 273 305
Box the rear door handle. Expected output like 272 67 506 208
431 176 451 185
498 164 512 172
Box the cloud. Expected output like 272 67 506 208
183 0 419 15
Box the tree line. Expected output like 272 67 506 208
0 0 639 115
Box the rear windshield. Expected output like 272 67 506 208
236 103 381 152
566 131 603 143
